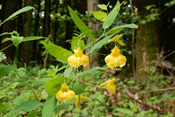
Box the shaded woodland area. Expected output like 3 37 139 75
0 0 175 116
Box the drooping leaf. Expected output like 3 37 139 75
32 78 48 86
42 96 57 117
1 6 33 26
22 36 45 42
105 24 138 35
14 92 30 105
68 6 95 41
0 65 16 78
45 77 64 95
71 37 85 51
41 41 73 63
94 11 107 21
72 83 86 95
97 4 107 10
102 1 120 29
64 66 75 78
89 34 114 55
57 99 76 110
11 36 23 47
12 101 43 112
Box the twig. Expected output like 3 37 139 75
141 87 175 94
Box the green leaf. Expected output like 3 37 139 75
68 6 95 41
102 1 120 29
22 36 45 42
71 37 85 51
0 65 15 78
32 78 48 86
12 101 43 112
1 6 33 26
14 92 30 105
42 96 57 117
105 24 138 35
98 4 107 10
2 37 12 43
94 11 107 21
57 99 76 110
11 36 23 47
89 34 114 55
45 77 64 95
41 41 73 63
64 66 75 78
72 83 86 95
116 108 133 115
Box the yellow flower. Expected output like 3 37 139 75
108 34 124 46
99 78 116 94
68 47 89 67
105 46 127 69
56 83 75 102
75 95 92 108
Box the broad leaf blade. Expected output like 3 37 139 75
41 41 73 63
89 34 114 55
1 6 33 26
68 6 95 41
0 65 16 78
42 96 57 117
22 36 45 42
102 1 120 29
71 37 85 51
94 11 107 21
45 77 64 95
12 101 43 112
105 24 138 35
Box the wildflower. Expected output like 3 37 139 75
99 78 116 94
105 46 127 69
56 83 75 102
107 34 124 46
68 47 89 67
75 95 92 108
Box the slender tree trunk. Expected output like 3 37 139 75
133 0 159 77
84 0 99 70
0 0 20 61
20 0 34 64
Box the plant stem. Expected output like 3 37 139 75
0 44 13 52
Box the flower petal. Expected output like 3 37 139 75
115 55 127 68
75 95 92 108
81 55 89 67
68 55 78 67
105 55 115 69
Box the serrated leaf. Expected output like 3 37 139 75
89 34 114 55
116 108 133 115
1 6 33 26
103 1 120 29
0 65 16 78
14 92 30 105
11 36 23 47
68 6 95 41
72 83 86 95
12 101 43 112
41 41 73 63
71 37 85 51
45 77 64 95
42 96 57 117
105 24 138 35
94 11 107 21
98 4 107 10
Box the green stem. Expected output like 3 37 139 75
0 44 13 52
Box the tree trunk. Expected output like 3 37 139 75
20 0 34 64
133 0 159 77
0 0 20 61
84 0 99 70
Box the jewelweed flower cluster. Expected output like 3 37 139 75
56 34 127 108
